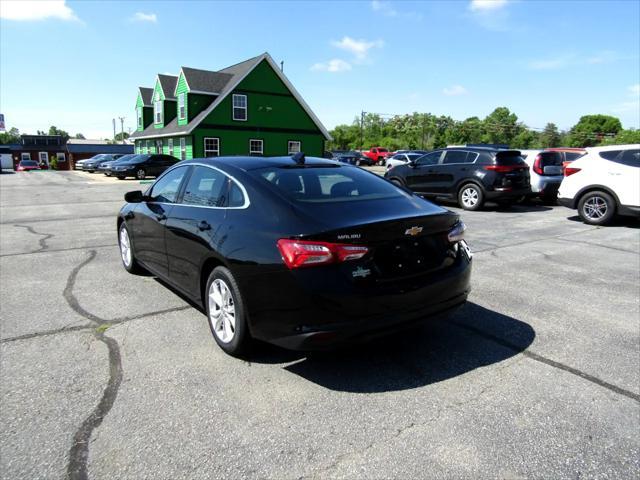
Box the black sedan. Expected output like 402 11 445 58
82 154 124 173
109 153 178 180
117 155 472 356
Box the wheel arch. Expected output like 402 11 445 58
456 179 486 196
575 184 621 211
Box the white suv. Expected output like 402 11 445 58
558 144 640 225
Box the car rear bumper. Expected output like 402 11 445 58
242 250 472 350
557 196 576 209
530 175 562 196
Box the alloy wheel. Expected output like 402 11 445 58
583 196 607 220
461 187 479 208
208 279 236 344
119 227 132 267
136 169 146 180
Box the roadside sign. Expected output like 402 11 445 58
0 114 5 132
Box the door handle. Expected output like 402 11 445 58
155 214 166 221
198 220 211 231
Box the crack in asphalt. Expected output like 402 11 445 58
553 236 640 254
0 214 115 225
473 226 601 254
13 224 54 252
60 250 190 480
0 324 94 344
0 243 118 258
450 321 640 403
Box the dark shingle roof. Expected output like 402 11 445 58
158 74 178 100
181 67 233 94
138 87 153 106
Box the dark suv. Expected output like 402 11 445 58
109 154 178 180
385 147 531 210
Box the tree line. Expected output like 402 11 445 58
327 107 639 151
0 126 129 144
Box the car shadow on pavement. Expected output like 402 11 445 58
278 302 535 393
566 215 640 228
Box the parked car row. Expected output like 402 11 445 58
382 144 639 225
77 153 179 180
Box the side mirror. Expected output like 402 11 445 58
124 190 144 203
408 160 418 168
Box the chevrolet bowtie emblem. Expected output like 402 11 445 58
405 226 423 236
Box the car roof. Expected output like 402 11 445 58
585 144 640 152
182 156 342 171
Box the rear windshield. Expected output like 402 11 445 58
494 151 526 166
538 151 564 166
253 166 404 203
20 160 38 166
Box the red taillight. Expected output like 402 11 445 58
484 164 526 173
277 239 369 269
532 155 544 175
564 167 581 177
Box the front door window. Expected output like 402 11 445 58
39 152 49 167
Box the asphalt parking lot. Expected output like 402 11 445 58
1 169 639 479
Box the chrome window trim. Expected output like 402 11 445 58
439 150 479 166
148 162 251 210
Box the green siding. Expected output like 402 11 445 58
192 128 324 158
188 93 214 122
203 60 320 131
175 73 189 126
135 93 153 130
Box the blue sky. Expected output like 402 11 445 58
1 0 639 139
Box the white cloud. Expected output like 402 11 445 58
130 12 157 23
331 36 384 61
310 59 352 73
629 84 640 96
443 85 469 96
371 1 397 17
469 0 509 11
0 0 80 21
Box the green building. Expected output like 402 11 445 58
130 53 331 159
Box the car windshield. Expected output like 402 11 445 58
20 160 38 166
114 154 137 163
253 165 404 203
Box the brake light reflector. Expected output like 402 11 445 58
447 221 466 243
277 239 368 269
564 167 581 177
532 155 544 175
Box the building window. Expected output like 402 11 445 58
144 141 149 154
154 100 163 124
232 94 247 121
168 138 174 156
204 137 220 157
156 139 163 153
137 107 143 128
249 139 263 156
178 93 186 120
288 141 301 154
180 138 186 160
21 153 31 161
57 152 66 162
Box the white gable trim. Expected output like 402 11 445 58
173 68 191 97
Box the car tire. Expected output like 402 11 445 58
578 190 616 225
458 184 484 211
356 160 362 166
118 223 143 274
205 266 251 357
390 178 405 188
136 168 146 180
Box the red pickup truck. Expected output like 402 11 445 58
361 147 392 165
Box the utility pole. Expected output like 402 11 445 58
118 117 125 144
360 110 365 151
112 118 116 142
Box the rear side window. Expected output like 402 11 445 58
228 182 246 207
612 149 640 167
254 166 403 203
149 166 187 203
442 151 469 164
564 152 584 161
417 151 442 166
182 166 228 207
599 150 622 161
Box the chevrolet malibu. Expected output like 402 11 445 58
117 155 472 356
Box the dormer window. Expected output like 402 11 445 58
137 107 143 128
232 94 247 121
154 100 163 124
178 93 186 120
